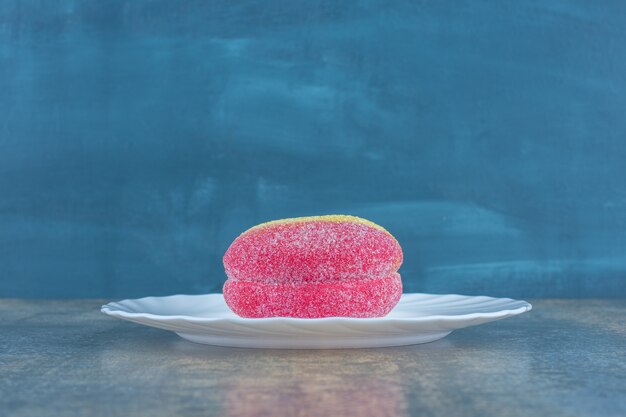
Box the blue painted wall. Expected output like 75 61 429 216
1 1 625 298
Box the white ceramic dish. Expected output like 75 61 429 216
101 293 531 349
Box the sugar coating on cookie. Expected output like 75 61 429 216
223 215 402 284
222 215 403 318
224 273 402 318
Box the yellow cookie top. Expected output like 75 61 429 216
242 215 392 236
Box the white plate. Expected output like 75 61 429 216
101 293 531 349
102 294 532 349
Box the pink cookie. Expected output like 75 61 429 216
223 272 402 318
222 215 403 318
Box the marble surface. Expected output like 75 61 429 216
1 299 624 417
4 1 626 301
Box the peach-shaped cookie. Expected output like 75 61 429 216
222 215 403 318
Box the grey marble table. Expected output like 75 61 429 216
1 299 625 417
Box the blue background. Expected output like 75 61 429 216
1 1 625 298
